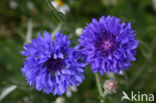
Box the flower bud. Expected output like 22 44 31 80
66 86 77 98
153 0 156 11
75 28 83 36
55 97 65 103
9 1 18 9
103 80 117 94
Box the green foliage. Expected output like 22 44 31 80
0 0 156 103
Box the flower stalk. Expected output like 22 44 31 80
95 73 105 103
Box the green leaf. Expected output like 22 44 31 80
0 85 17 101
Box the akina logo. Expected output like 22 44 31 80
121 91 154 102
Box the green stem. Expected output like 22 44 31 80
52 23 62 40
26 19 33 43
95 73 104 103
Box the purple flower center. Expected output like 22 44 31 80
101 40 114 51
45 56 65 72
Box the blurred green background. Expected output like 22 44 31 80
0 0 156 103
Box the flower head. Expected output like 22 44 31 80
79 16 139 75
51 0 70 14
21 31 85 95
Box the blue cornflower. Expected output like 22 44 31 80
78 16 139 75
21 31 85 95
